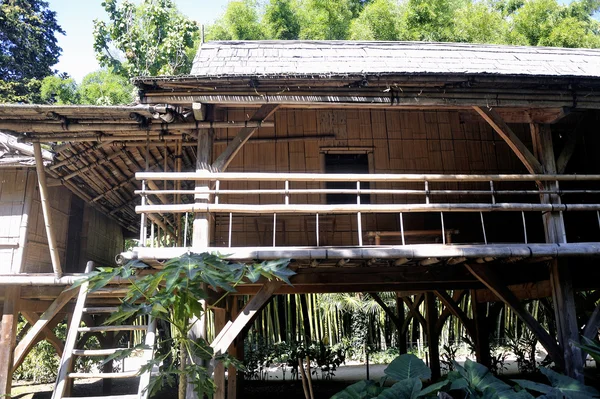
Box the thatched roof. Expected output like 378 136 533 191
186 41 600 79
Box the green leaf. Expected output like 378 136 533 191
377 378 423 399
330 380 381 399
512 379 553 394
540 367 600 399
384 354 431 381
418 380 451 397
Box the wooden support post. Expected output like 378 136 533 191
370 293 404 346
227 297 241 399
465 263 564 369
434 290 475 340
425 292 440 381
402 295 427 328
396 294 407 354
33 142 63 277
20 311 65 360
470 290 491 368
213 307 227 399
0 287 20 396
531 123 584 381
192 129 214 249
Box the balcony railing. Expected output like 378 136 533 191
132 172 600 252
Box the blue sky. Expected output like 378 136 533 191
48 0 231 81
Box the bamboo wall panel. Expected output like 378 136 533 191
0 170 28 273
79 206 124 269
24 185 71 273
211 108 537 247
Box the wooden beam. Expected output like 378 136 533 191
556 128 582 174
370 293 403 333
471 290 492 368
213 308 227 399
211 104 279 172
396 295 407 354
0 287 20 396
402 295 427 328
434 290 475 339
465 263 564 369
211 281 282 355
473 106 543 174
19 311 64 361
13 287 78 370
33 142 63 277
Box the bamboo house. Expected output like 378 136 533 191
1 41 600 398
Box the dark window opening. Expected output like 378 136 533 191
325 153 371 204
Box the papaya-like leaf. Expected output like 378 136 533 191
384 354 431 381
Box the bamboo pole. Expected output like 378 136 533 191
135 171 600 182
33 143 63 278
136 202 600 215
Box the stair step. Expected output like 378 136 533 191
72 348 128 356
88 288 130 297
68 371 139 379
82 307 120 313
63 396 138 399
78 325 148 333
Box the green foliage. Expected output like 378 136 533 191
264 0 301 40
0 0 63 102
350 0 402 40
513 367 600 399
84 253 293 399
93 0 199 78
40 70 134 105
205 0 600 48
574 335 600 363
206 0 265 40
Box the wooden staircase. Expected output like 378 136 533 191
52 262 157 399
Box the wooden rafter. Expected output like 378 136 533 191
19 311 64 360
465 263 564 368
473 106 543 174
212 104 280 172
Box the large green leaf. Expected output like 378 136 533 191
418 379 451 397
574 336 600 364
384 354 431 381
540 367 600 399
330 380 382 399
377 378 423 399
459 359 512 394
512 379 553 394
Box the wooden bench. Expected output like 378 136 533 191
367 229 459 245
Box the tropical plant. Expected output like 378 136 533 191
513 367 600 399
331 354 450 399
81 253 294 399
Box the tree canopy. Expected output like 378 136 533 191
93 0 200 79
206 0 600 48
40 70 134 105
0 0 64 102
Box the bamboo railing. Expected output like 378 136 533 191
132 172 600 250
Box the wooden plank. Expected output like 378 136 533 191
213 308 227 399
211 281 282 355
0 286 20 396
212 104 280 172
465 263 564 369
473 106 543 174
13 287 78 370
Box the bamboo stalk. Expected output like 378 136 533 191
33 143 63 278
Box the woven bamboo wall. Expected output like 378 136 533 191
79 206 123 269
211 108 537 247
0 169 32 273
0 168 124 274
